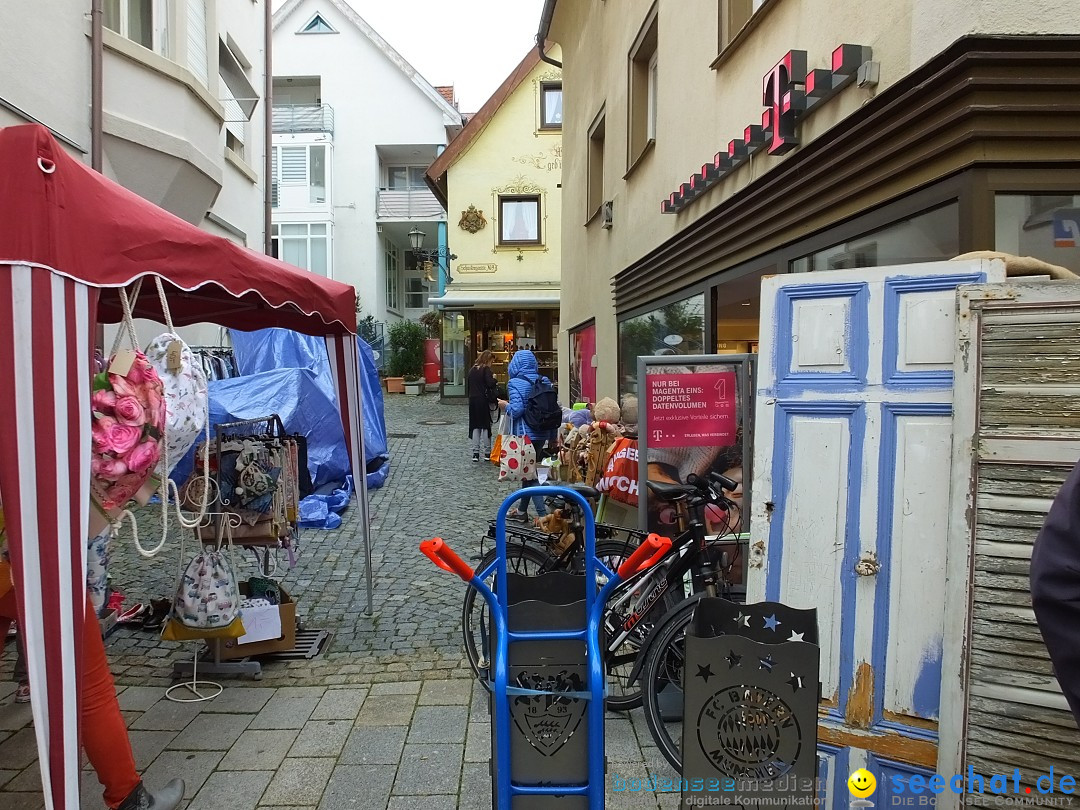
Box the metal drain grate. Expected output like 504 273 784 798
419 419 453 426
388 432 418 439
261 629 334 661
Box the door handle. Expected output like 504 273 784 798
854 554 881 577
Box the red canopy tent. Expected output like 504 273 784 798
0 123 372 809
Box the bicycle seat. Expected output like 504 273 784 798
568 483 601 501
646 480 697 500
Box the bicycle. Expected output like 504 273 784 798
462 475 743 711
636 474 750 771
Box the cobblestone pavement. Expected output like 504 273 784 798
0 394 680 808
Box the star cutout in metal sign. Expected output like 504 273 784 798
759 655 775 673
734 612 750 628
726 651 743 669
788 631 805 642
763 614 781 631
787 673 805 692
696 664 715 683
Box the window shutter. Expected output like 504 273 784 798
187 0 209 86
280 146 307 184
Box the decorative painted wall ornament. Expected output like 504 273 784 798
458 205 487 233
513 144 562 172
493 175 545 195
662 43 872 214
455 263 498 274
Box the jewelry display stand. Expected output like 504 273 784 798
166 644 224 703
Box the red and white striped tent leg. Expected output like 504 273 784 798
0 262 97 810
325 335 374 613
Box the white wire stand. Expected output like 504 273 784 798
166 645 223 703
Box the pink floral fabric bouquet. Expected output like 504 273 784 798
90 351 166 510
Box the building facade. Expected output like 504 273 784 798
426 48 563 397
544 0 1080 400
271 0 462 334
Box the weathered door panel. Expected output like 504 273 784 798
942 283 1080 807
751 260 1005 799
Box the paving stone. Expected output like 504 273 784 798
0 683 15 701
141 750 224 800
310 688 366 720
0 792 44 810
260 757 335 806
200 688 275 714
393 743 463 795
248 695 320 730
339 726 407 766
169 713 252 751
188 769 273 810
354 694 416 726
3 763 40 792
463 722 489 763
317 764 395 810
0 769 19 788
288 720 351 758
274 687 326 700
117 686 167 712
407 705 468 744
219 729 299 771
369 680 421 696
128 729 180 770
0 729 39 770
606 718 646 763
457 761 491 810
389 796 456 810
419 679 472 706
130 699 204 731
0 702 33 731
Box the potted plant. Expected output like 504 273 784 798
387 320 426 395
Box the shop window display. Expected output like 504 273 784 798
618 293 706 397
995 193 1080 271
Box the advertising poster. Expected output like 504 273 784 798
569 323 596 405
637 358 752 583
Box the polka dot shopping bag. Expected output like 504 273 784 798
498 434 537 483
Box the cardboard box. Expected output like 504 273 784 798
211 583 295 660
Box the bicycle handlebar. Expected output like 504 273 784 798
420 538 474 582
617 533 673 579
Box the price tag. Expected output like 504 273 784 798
108 349 136 378
166 339 183 373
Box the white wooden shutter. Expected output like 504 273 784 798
280 146 307 185
187 0 209 86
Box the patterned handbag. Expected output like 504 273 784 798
161 520 246 641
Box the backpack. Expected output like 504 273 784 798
524 377 562 432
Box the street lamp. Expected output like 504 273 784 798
408 228 457 284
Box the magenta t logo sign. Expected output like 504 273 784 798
762 50 808 155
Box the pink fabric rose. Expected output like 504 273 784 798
91 390 116 415
110 375 138 399
91 415 118 452
91 457 128 482
126 440 161 475
114 395 147 427
102 423 141 456
145 382 165 430
124 357 147 384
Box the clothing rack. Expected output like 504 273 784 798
189 345 238 381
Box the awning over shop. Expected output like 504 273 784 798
428 287 561 308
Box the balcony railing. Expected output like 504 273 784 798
376 187 444 220
272 104 335 134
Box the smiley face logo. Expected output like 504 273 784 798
848 768 877 798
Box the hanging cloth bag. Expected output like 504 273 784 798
161 519 246 641
490 412 511 466
499 434 537 483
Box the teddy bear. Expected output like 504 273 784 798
619 395 638 436
534 508 576 554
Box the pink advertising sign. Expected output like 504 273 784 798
645 371 737 449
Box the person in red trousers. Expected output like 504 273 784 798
0 506 184 810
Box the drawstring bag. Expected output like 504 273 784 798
161 520 246 641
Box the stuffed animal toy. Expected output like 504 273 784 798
592 397 621 425
619 395 639 436
535 508 576 554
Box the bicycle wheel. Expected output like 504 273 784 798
592 538 645 711
640 596 702 772
461 542 552 689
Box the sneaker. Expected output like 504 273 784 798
472 453 480 463
14 683 30 703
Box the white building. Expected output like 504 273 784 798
0 1 270 345
271 0 463 330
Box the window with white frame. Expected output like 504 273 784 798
386 166 428 189
385 243 401 312
405 277 426 309
272 144 328 205
104 0 169 55
499 195 542 245
271 223 330 277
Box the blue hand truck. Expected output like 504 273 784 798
421 486 670 810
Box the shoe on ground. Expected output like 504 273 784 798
506 509 529 522
117 779 185 810
472 452 480 462
14 683 30 703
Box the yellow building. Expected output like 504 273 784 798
426 47 563 398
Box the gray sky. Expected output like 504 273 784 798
275 0 547 113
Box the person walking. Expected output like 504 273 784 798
1031 459 1080 727
502 349 558 521
466 350 498 462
